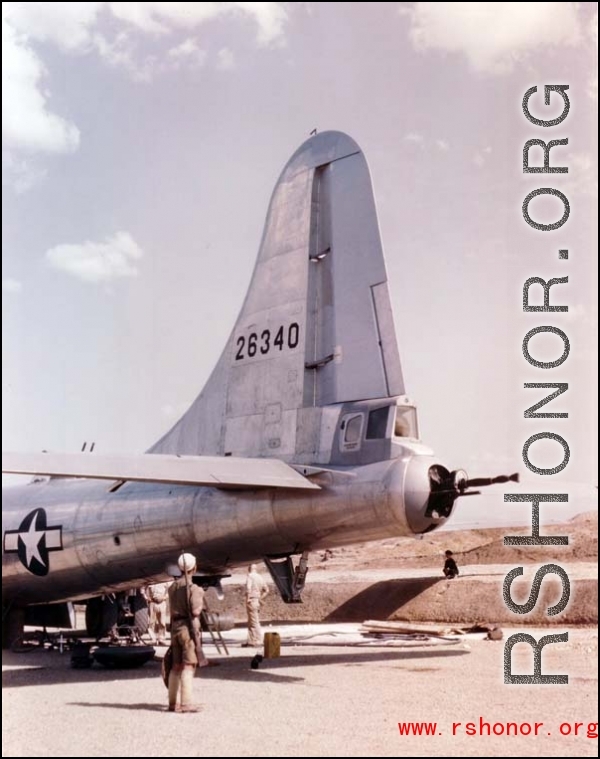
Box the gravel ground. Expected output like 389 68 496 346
214 562 598 626
2 625 597 757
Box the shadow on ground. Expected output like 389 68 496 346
3 639 468 689
324 577 443 622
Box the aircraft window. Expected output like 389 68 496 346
394 406 419 439
366 407 389 439
343 414 363 446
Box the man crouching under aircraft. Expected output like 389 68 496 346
166 553 204 713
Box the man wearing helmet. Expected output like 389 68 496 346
166 552 204 713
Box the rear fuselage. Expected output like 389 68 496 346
2 441 443 605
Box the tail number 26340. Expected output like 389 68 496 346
235 323 299 361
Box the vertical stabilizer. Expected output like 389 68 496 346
150 131 404 460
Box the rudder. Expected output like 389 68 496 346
150 131 404 462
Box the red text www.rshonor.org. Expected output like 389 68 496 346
397 719 599 739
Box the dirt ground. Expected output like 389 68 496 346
307 510 599 572
2 511 597 757
2 625 597 757
211 511 598 627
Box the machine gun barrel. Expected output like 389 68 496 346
464 473 520 489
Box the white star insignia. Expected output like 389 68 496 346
19 511 45 568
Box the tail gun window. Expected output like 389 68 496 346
366 406 390 439
394 406 419 440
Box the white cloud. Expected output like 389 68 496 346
589 12 598 99
94 31 135 68
404 134 451 152
401 2 582 73
95 33 207 80
2 150 47 193
3 2 103 52
168 38 207 68
473 146 492 167
2 1 292 150
2 278 22 293
46 231 144 282
216 47 235 70
108 2 288 46
404 132 424 145
233 2 289 46
2 3 291 185
2 17 80 154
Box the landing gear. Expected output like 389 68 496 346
85 596 118 638
84 591 154 669
130 593 149 636
85 590 149 638
263 550 309 603
2 604 25 650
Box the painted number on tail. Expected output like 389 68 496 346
235 323 300 361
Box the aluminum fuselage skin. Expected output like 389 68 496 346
2 442 439 605
2 132 452 609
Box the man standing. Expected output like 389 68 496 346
146 581 170 645
244 564 269 648
166 553 204 713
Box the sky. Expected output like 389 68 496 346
2 2 598 525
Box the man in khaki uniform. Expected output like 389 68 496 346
167 553 204 713
244 564 269 647
146 582 170 645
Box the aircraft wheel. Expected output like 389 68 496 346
10 631 42 653
93 644 155 669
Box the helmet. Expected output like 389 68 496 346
178 553 197 573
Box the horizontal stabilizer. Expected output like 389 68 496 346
1 452 320 491
290 464 356 478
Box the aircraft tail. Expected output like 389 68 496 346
150 131 404 460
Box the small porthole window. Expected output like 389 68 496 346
345 415 362 444
339 413 364 451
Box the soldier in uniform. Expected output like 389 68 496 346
166 553 204 713
244 563 269 648
145 581 170 645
